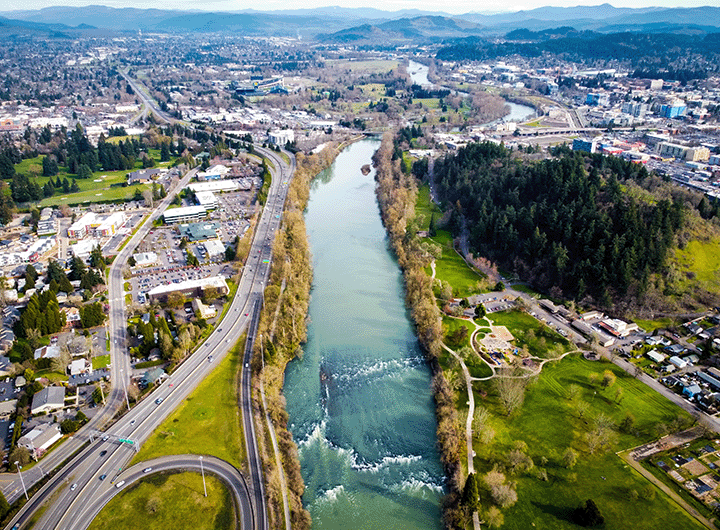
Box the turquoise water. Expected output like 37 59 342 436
283 140 444 529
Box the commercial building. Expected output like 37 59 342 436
163 206 207 224
31 386 65 415
572 137 600 154
188 181 238 193
196 164 230 181
621 101 648 118
195 191 218 211
586 93 609 106
202 238 226 260
657 142 711 162
268 129 294 146
660 102 687 119
133 251 158 267
95 212 126 237
34 344 60 360
178 222 220 242
147 276 229 303
67 212 98 239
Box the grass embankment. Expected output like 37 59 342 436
92 355 110 370
253 145 345 530
131 340 246 469
490 309 573 358
88 472 234 530
672 238 720 295
470 354 701 530
429 230 486 297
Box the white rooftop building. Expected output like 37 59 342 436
195 191 219 211
188 181 239 193
133 252 158 267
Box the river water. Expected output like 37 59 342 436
407 59 535 123
284 140 444 529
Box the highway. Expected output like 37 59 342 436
5 145 293 530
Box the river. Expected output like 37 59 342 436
283 140 444 529
408 59 535 123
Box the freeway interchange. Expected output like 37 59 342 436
4 145 294 530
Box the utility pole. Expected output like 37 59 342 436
199 456 207 497
15 462 28 500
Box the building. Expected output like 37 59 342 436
586 93 610 106
178 222 220 242
95 212 125 237
202 239 226 260
268 129 294 146
621 101 648 118
127 167 165 184
572 138 600 154
195 191 218 211
669 356 687 369
539 299 559 314
146 276 229 303
188 181 238 193
140 367 165 388
597 318 639 338
71 238 100 259
163 206 207 224
67 212 98 239
196 164 230 181
647 350 666 363
683 384 702 398
697 371 720 390
34 344 60 360
69 359 90 376
660 102 687 119
17 423 62 459
31 386 65 415
192 298 217 319
133 251 158 267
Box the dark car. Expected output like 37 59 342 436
100 450 107 457
99 474 107 481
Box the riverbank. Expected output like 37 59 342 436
372 132 463 526
252 142 344 530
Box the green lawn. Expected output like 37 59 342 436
416 98 440 109
414 185 442 232
131 339 246 468
88 472 235 530
672 239 720 293
489 309 573 358
442 316 476 349
92 354 111 370
428 230 486 297
14 151 178 207
473 355 700 530
633 317 676 333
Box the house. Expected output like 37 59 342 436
698 371 720 391
647 350 666 363
31 387 65 415
666 344 686 356
69 359 90 376
140 367 165 388
17 423 62 459
0 355 12 376
62 307 81 328
0 399 17 418
669 356 688 369
34 345 60 360
14 375 26 389
683 384 702 398
685 322 703 335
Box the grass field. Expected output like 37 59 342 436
414 185 442 232
92 354 111 370
473 354 700 530
88 472 235 530
331 59 399 74
633 317 677 333
511 284 542 298
489 309 573 358
358 83 387 98
673 239 720 293
443 316 476 349
429 230 486 297
131 339 246 469
416 98 440 109
14 149 177 207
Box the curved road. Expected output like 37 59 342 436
5 145 293 530
70 455 253 530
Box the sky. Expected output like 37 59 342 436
0 0 715 15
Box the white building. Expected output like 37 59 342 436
147 275 229 302
187 181 239 193
95 212 126 237
669 356 688 369
133 252 158 267
203 239 226 260
71 238 100 259
268 129 294 146
18 423 63 459
67 212 98 239
163 206 207 224
195 191 219 211
34 344 60 360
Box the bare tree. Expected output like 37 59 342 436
494 370 527 416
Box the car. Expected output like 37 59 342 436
130 420 136 426
245 312 249 316
155 398 164 405
70 483 77 491
99 474 107 481
102 435 109 441
100 450 107 457
115 481 125 489
143 467 153 473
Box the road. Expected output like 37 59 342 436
5 146 293 530
68 455 253 530
0 167 197 504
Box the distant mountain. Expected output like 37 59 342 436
1 4 719 36
319 16 487 43
0 15 94 35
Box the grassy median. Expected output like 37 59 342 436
88 472 234 530
131 337 246 469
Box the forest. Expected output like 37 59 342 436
436 31 720 78
433 142 691 308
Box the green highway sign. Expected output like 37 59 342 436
119 439 135 444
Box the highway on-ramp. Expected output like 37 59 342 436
5 146 293 530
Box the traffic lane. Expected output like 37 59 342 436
71 456 253 530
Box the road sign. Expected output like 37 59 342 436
118 439 135 445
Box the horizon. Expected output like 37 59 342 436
0 0 715 16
